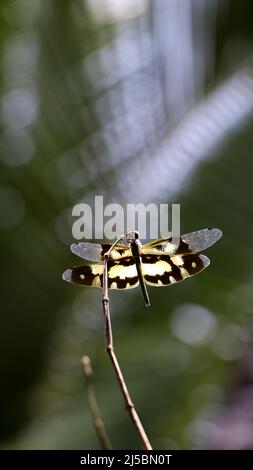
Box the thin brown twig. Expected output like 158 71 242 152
102 251 153 450
81 355 113 450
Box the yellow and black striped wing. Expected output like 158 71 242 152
62 257 139 290
142 253 210 287
142 228 222 256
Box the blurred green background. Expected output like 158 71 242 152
1 0 253 450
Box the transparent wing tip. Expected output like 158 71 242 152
199 254 211 268
208 227 223 240
70 243 79 254
62 269 72 282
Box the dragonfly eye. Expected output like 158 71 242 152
126 230 139 242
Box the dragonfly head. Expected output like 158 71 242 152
126 230 139 243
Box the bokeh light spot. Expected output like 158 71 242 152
0 129 34 167
170 303 217 345
1 88 38 131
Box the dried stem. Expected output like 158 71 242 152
102 252 152 450
81 355 113 450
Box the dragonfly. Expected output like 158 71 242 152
62 228 222 307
